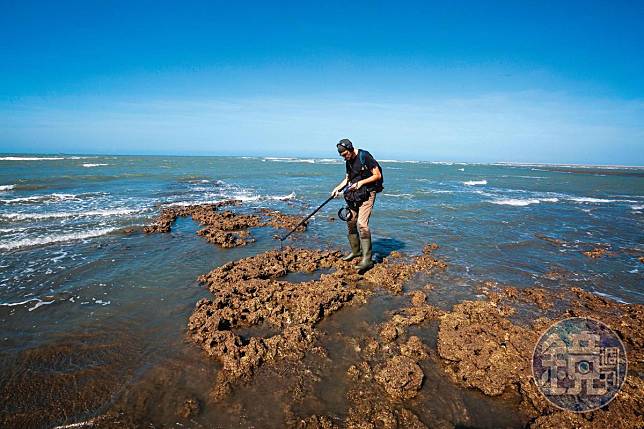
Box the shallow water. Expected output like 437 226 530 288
0 154 642 427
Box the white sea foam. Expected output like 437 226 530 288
568 197 617 203
463 180 487 186
231 191 296 202
489 198 541 206
265 191 296 200
314 158 342 164
264 157 340 164
0 185 15 191
0 156 93 161
495 162 643 170
53 419 96 428
1 208 142 221
82 163 109 167
0 298 40 306
0 227 118 250
382 193 414 198
457 168 465 171
0 156 65 161
489 197 559 206
632 205 644 210
593 292 629 304
29 299 55 311
0 193 79 204
167 191 296 206
164 199 229 207
0 226 28 233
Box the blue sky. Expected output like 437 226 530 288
1 1 643 164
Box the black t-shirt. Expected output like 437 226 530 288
346 150 378 190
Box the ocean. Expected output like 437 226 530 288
0 154 642 427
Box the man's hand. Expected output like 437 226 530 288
348 181 363 191
331 187 342 198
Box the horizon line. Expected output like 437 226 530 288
0 151 643 169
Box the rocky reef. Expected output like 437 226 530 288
143 201 308 247
187 245 447 402
184 242 643 428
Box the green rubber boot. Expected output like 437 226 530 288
355 237 374 271
341 234 362 261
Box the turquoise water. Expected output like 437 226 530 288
0 154 642 426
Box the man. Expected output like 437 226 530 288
331 138 383 271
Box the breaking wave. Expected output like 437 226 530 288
1 208 143 221
489 198 559 207
0 156 65 161
463 180 487 186
0 227 118 250
568 197 618 203
0 193 80 204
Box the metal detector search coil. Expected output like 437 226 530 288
337 206 354 222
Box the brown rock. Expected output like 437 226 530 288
582 247 610 259
144 202 309 248
176 398 200 419
188 247 371 398
259 208 307 232
375 355 424 400
410 291 426 307
400 336 428 361
364 244 447 294
437 300 536 396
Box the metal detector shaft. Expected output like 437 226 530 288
280 184 349 242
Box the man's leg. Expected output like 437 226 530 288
342 206 362 261
356 192 376 271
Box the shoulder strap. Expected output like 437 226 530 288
358 149 367 169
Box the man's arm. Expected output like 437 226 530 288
332 174 349 197
351 166 381 190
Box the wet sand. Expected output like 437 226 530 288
1 202 642 428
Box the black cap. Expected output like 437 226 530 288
337 138 354 153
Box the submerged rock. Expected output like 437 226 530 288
259 208 308 232
435 288 644 429
437 300 536 397
144 200 241 233
188 247 371 398
582 246 610 259
375 355 424 400
364 244 446 294
180 240 641 428
144 202 311 247
176 398 201 419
